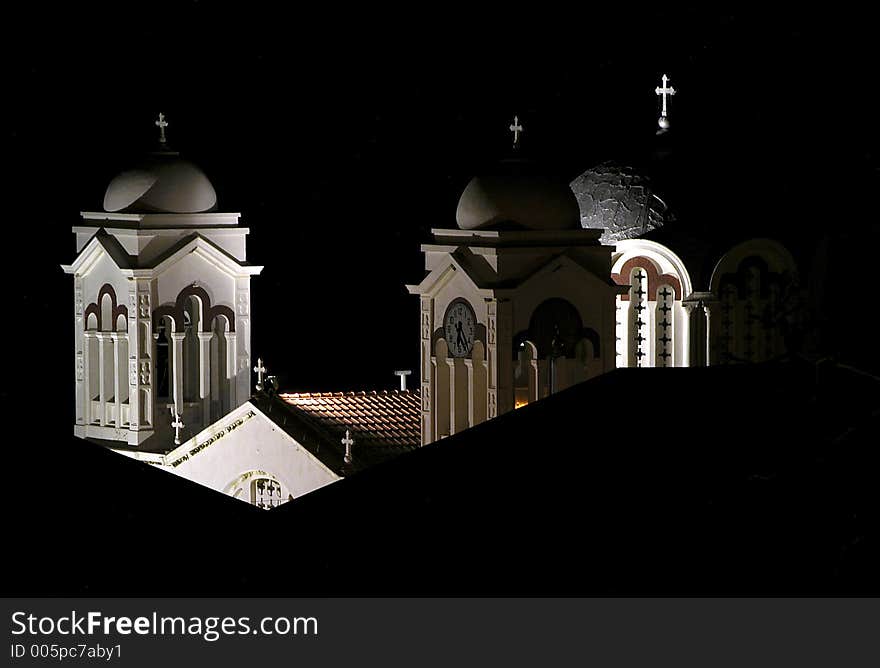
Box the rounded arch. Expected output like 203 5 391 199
223 470 285 509
152 285 236 334
709 238 798 294
612 239 693 299
83 283 128 332
527 298 584 359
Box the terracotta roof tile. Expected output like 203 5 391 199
278 389 421 452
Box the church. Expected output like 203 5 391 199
62 77 806 509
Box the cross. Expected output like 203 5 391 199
509 115 523 148
341 429 354 465
253 357 267 391
659 287 673 300
655 74 676 118
155 113 169 144
171 407 185 445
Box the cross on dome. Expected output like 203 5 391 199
155 112 169 144
655 75 676 129
509 115 523 148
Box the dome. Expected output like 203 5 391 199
456 158 580 231
103 151 218 214
570 161 669 244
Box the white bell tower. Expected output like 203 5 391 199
407 123 623 445
62 115 263 447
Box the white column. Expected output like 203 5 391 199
96 332 108 426
110 332 121 427
198 332 212 425
225 331 237 410
463 357 475 429
445 357 456 435
616 298 630 368
171 332 186 416
83 331 94 425
682 302 695 367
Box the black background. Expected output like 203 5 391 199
2 4 880 596
5 4 878 392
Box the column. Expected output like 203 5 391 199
682 301 705 368
82 330 94 425
110 332 121 427
225 331 238 410
705 302 718 366
486 300 514 418
74 281 85 426
445 357 457 435
463 357 475 429
96 332 109 426
420 296 434 445
171 332 186 416
616 298 630 368
198 331 212 426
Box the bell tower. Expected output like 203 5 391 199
407 122 623 445
62 115 262 447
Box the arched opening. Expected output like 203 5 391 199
183 296 202 403
514 339 539 408
520 298 595 396
155 317 172 402
209 315 230 422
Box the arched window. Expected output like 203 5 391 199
252 477 283 509
628 268 650 367
655 284 674 367
155 320 171 400
710 239 799 364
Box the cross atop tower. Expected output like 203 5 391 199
155 113 169 144
509 115 523 149
655 75 676 128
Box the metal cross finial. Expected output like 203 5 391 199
254 357 267 392
509 115 523 148
171 407 185 445
342 429 354 465
655 74 676 122
155 113 169 144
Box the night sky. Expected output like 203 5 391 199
4 5 878 399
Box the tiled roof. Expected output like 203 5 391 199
278 390 421 453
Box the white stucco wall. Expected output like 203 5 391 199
160 403 340 503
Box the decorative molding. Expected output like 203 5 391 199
612 256 682 302
83 283 129 331
152 284 235 334
139 361 151 386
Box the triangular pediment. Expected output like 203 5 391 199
406 253 496 298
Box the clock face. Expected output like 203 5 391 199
444 299 477 358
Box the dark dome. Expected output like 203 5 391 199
570 161 669 244
456 158 580 231
103 151 218 214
